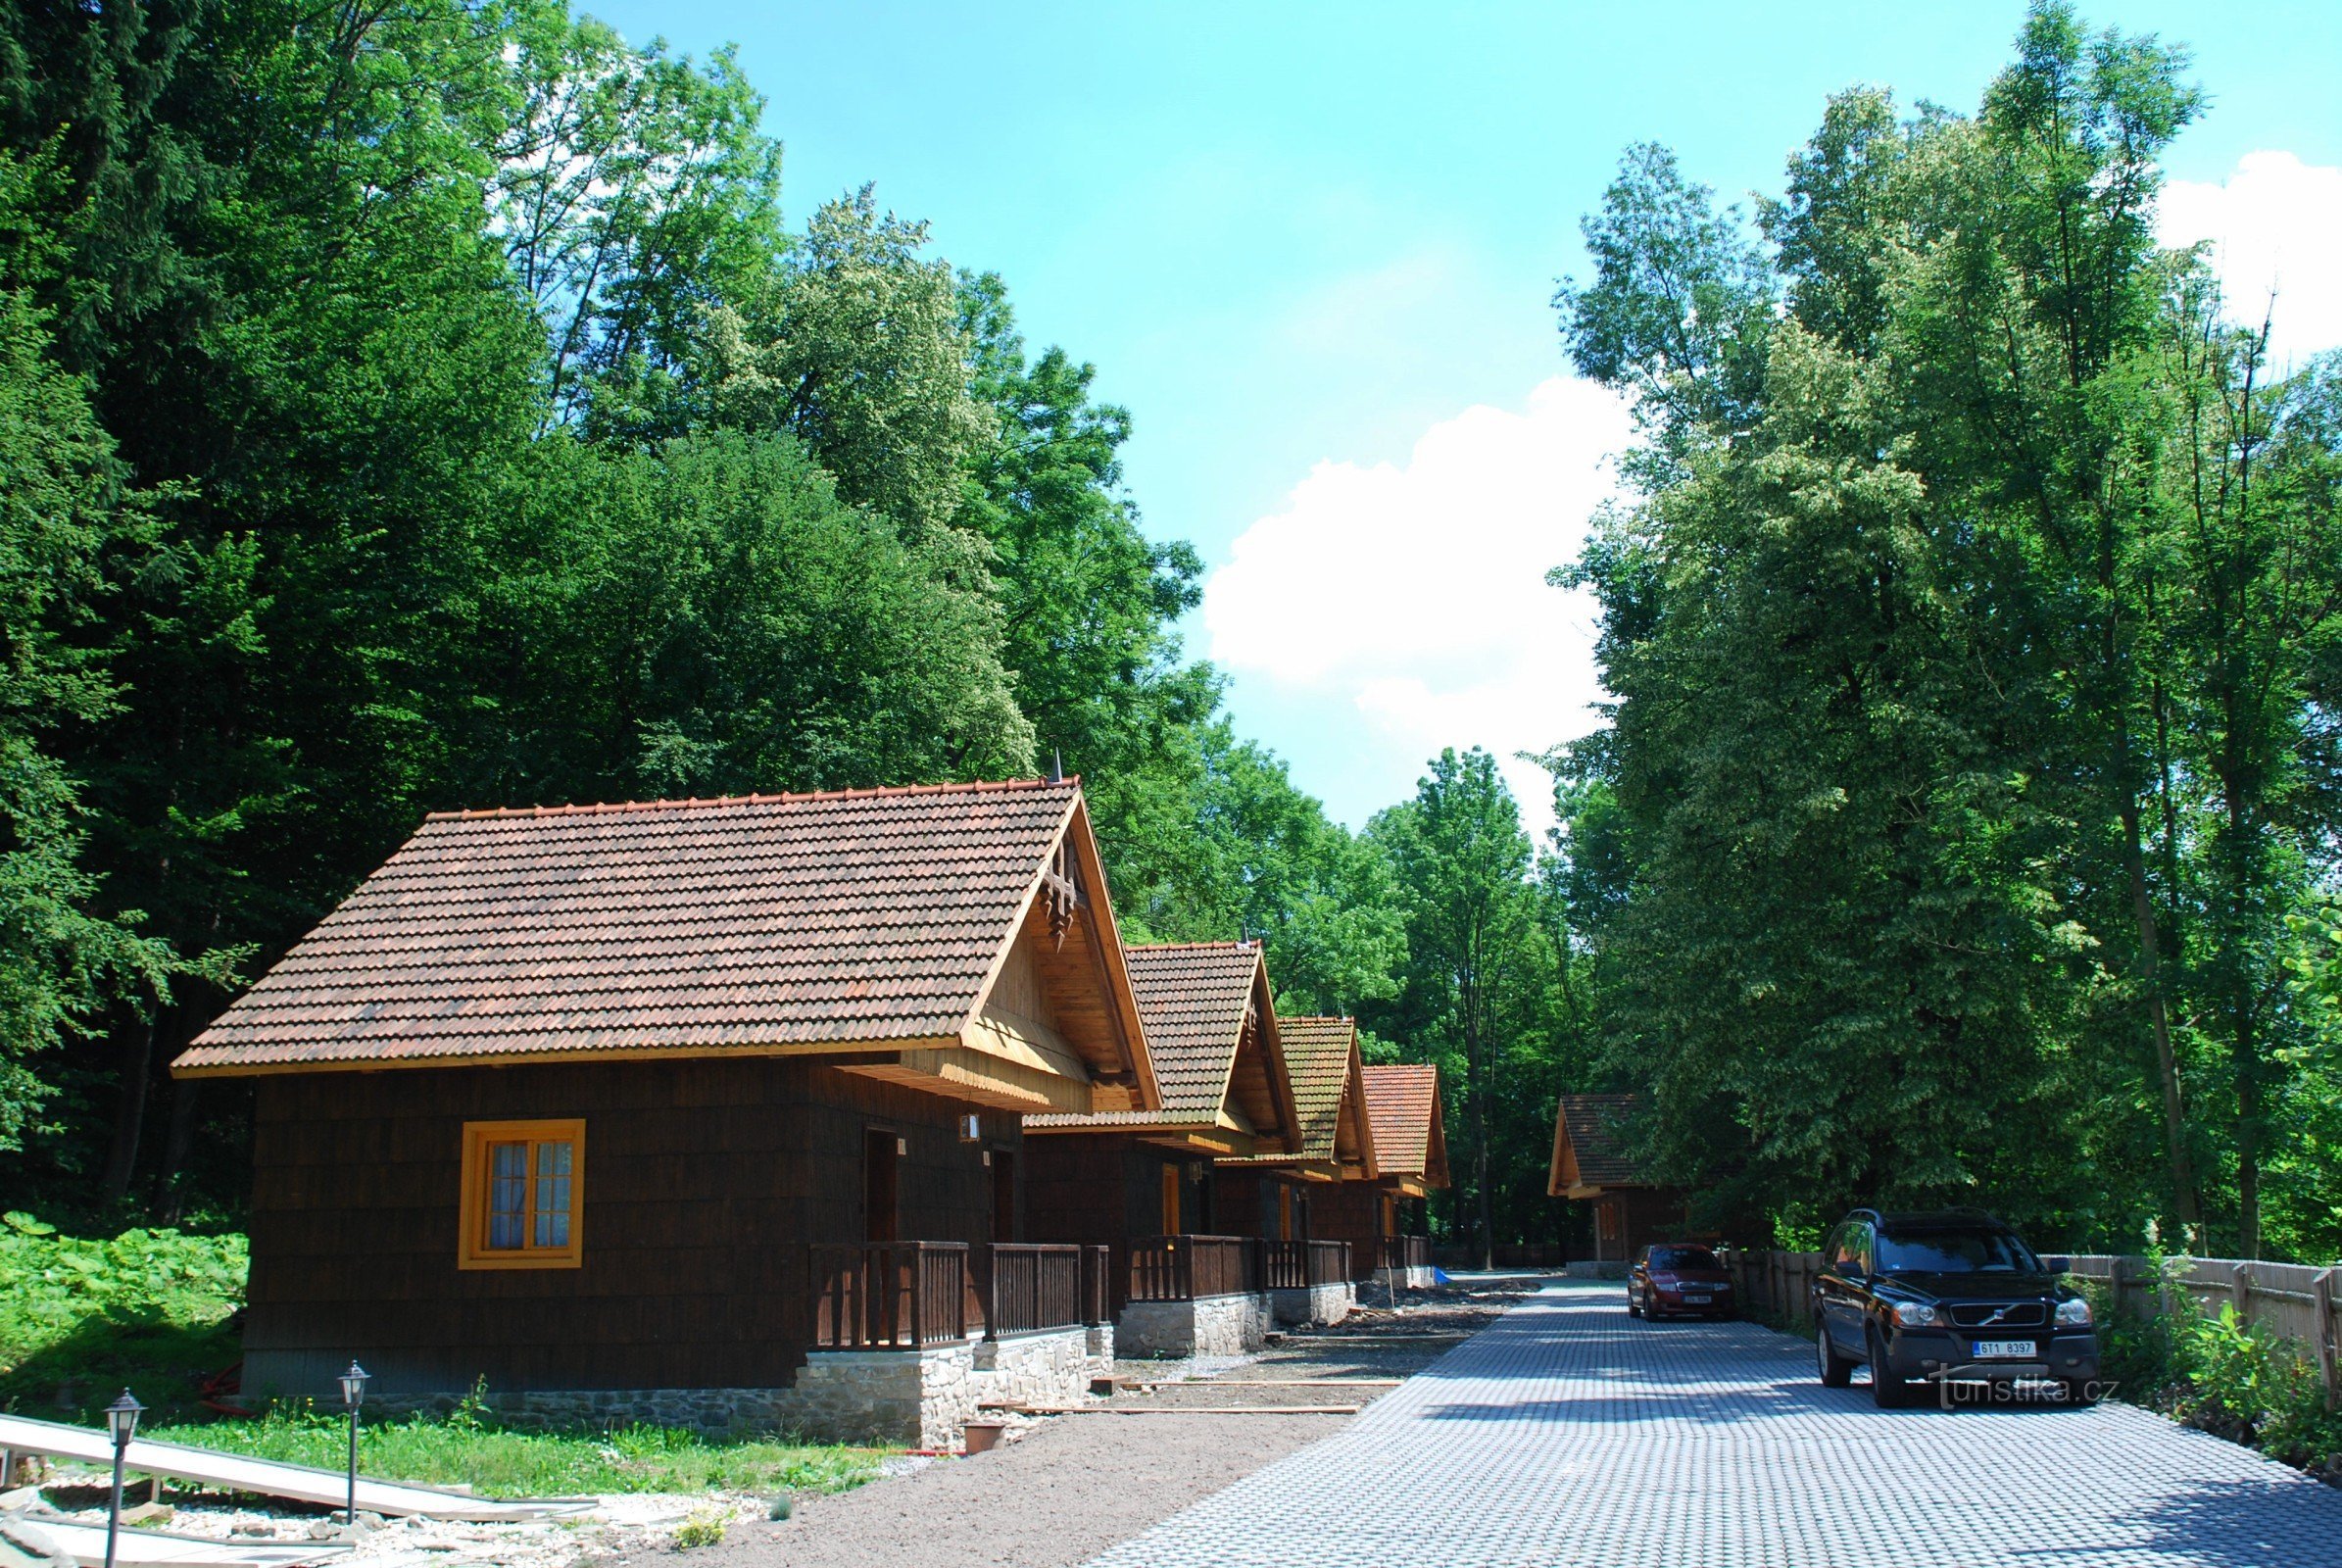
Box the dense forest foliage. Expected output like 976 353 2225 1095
0 0 1585 1255
3 0 2330 1269
1550 3 2342 1258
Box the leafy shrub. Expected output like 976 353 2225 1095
0 1211 246 1419
144 1405 890 1498
2074 1253 2342 1477
672 1510 729 1548
2169 1306 2342 1469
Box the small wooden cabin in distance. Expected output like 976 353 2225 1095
1548 1092 1688 1273
170 778 1156 1446
1212 1014 1375 1324
1315 1062 1449 1288
1022 941 1302 1354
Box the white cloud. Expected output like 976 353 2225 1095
1202 376 1634 843
2160 150 2342 368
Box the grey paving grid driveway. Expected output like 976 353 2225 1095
1085 1280 2342 1568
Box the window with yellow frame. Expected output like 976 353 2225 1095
459 1119 584 1269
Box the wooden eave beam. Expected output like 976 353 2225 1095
171 1036 962 1080
838 1044 1093 1113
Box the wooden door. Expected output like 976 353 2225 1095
991 1150 1016 1243
863 1129 899 1243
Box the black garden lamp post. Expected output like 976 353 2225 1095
103 1389 143 1568
339 1361 369 1526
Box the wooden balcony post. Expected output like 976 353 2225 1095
2313 1268 2338 1411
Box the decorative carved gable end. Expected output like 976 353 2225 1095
1043 841 1085 949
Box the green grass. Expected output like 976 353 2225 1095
0 1211 246 1423
3 1210 892 1497
142 1405 891 1497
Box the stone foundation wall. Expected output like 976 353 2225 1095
366 1385 795 1440
1270 1281 1354 1328
1117 1291 1272 1357
1566 1258 1629 1281
1370 1264 1440 1292
358 1322 1114 1450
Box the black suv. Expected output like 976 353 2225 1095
1812 1208 2100 1407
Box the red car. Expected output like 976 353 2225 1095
1627 1243 1735 1320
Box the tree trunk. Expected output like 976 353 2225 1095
102 1017 159 1200
153 1071 201 1223
1466 1004 1494 1273
2121 800 2201 1242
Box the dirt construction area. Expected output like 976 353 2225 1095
0 1280 1537 1568
686 1277 1541 1568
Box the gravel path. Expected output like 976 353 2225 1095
691 1409 1343 1568
700 1279 1538 1568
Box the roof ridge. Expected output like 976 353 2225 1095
1277 1014 1355 1026
425 776 1079 822
1126 939 1259 954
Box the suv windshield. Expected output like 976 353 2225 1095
1647 1246 1720 1271
1874 1228 2038 1274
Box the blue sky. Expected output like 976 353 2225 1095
588 1 2342 838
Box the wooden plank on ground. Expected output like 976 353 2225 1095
2 1516 353 1568
0 1414 590 1522
1122 1379 1400 1389
999 1405 1364 1416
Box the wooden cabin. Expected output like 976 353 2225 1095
1321 1063 1450 1286
1212 1015 1374 1321
169 778 1154 1444
1548 1092 1685 1271
1022 941 1300 1353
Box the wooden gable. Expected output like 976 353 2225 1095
175 779 1158 1119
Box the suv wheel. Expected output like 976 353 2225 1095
1866 1329 1915 1408
1816 1323 1852 1388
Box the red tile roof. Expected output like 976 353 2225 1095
172 779 1096 1074
1227 1016 1363 1167
1122 944 1263 1118
1028 941 1286 1138
1362 1063 1445 1186
1550 1093 1649 1193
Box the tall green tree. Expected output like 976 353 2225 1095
1369 749 1545 1266
1552 1 2342 1254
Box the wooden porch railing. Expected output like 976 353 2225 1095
1128 1234 1263 1301
1264 1239 1353 1288
1081 1243 1111 1326
978 1243 1091 1336
812 1242 1110 1348
1386 1234 1432 1271
811 1242 970 1348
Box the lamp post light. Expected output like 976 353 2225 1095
338 1361 369 1527
103 1389 143 1568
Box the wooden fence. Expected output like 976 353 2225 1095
1388 1235 1433 1272
976 1243 1112 1336
811 1241 1112 1348
1720 1247 2342 1406
1264 1239 1352 1289
812 1241 971 1348
1128 1234 1263 1300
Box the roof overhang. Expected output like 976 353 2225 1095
170 1035 965 1081
1027 1109 1259 1157
1222 1155 1344 1182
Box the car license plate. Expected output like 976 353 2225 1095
1972 1339 2034 1358
1682 1294 1712 1304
